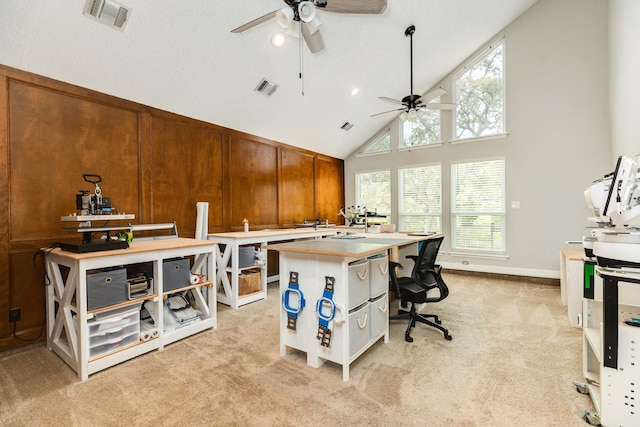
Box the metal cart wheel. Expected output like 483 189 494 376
582 410 601 426
572 380 590 395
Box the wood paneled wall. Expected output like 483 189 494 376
0 64 344 351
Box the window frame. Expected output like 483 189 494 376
450 157 506 255
452 38 506 143
354 169 392 217
355 128 392 157
398 162 442 233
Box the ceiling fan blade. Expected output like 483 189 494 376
378 96 405 105
231 10 277 33
421 103 457 110
323 0 387 14
370 108 404 118
301 23 325 53
417 87 447 103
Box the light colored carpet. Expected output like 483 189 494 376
0 272 593 426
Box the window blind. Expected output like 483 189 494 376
451 159 505 252
399 164 441 232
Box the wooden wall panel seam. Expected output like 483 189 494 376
0 73 11 339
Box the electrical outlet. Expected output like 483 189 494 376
9 308 21 323
462 260 469 265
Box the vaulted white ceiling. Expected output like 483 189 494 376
0 0 538 159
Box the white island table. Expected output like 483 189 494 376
267 233 443 381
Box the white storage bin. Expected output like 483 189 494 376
348 302 370 357
369 293 388 340
87 305 140 359
347 259 369 310
368 254 389 299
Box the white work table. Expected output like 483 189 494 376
45 237 217 381
208 228 337 308
266 232 441 381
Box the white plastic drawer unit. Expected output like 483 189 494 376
348 302 370 357
347 259 370 310
87 306 140 359
369 293 388 340
368 254 389 299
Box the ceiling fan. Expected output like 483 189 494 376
372 25 456 121
231 0 388 54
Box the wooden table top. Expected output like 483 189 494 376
49 237 217 260
207 228 336 240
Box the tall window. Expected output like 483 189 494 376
454 40 505 140
355 170 391 215
399 164 441 232
451 159 505 253
401 97 442 147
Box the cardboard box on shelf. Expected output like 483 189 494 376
228 268 261 296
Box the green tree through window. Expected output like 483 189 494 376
355 170 391 215
455 42 504 139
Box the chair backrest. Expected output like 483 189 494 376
411 236 444 283
388 235 446 299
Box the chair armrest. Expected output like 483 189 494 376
389 260 403 269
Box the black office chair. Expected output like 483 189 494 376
389 235 452 342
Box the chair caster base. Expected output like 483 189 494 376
405 332 413 343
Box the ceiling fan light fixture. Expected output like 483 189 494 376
305 16 322 35
271 32 286 47
276 7 294 28
399 111 408 122
407 108 417 120
298 1 316 22
286 20 300 38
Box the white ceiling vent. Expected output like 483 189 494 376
254 78 278 96
84 0 131 30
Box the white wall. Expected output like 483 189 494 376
345 0 611 278
609 0 640 161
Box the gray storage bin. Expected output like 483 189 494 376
163 258 191 292
226 245 256 268
368 254 389 299
369 293 388 340
87 268 128 311
348 302 370 357
347 259 370 310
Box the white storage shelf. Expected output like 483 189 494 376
560 248 585 327
581 269 640 426
45 238 217 381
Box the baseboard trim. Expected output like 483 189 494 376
440 262 559 281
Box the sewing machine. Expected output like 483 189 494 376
584 155 640 272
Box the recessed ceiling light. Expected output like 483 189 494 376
350 88 359 96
